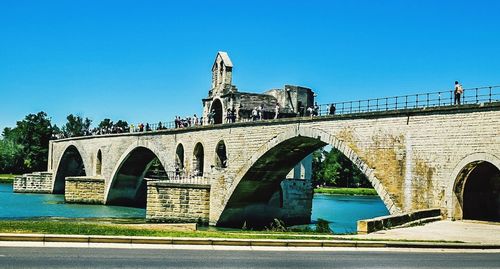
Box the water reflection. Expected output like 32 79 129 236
0 184 145 219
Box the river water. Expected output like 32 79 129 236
0 184 388 234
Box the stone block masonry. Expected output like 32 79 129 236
146 180 210 224
65 176 105 204
13 172 53 193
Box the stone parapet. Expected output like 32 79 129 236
13 172 53 193
65 176 105 204
357 208 442 234
146 180 210 224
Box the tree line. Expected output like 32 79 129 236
0 111 127 174
312 148 371 188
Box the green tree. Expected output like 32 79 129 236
62 114 92 137
312 148 370 188
0 112 54 173
98 118 113 130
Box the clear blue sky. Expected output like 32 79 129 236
1 0 499 130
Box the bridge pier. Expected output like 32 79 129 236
146 180 211 224
13 172 53 193
64 176 105 204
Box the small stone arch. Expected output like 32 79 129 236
215 140 227 168
96 149 102 176
175 143 185 172
193 142 205 176
215 125 399 227
210 98 224 124
449 153 500 221
52 144 87 194
105 143 168 207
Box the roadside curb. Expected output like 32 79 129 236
0 233 498 249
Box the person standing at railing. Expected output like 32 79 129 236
274 103 280 119
454 81 464 105
313 102 319 116
329 104 336 115
193 114 199 126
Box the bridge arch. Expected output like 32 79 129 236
449 152 500 221
216 125 399 227
175 143 185 171
53 144 87 194
215 140 227 168
96 149 102 176
105 145 167 208
193 142 205 176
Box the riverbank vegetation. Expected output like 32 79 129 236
0 220 335 240
0 174 16 183
314 187 377 196
312 148 374 190
0 111 128 175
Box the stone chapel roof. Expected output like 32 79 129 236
217 51 233 67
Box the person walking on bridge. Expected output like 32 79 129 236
454 81 464 105
274 103 280 119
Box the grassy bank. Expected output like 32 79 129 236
314 187 377 196
0 220 333 240
0 174 16 183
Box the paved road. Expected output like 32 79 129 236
0 247 499 268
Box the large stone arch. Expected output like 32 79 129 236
104 143 168 207
215 125 400 227
448 152 500 220
52 143 88 194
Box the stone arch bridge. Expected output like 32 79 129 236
15 103 500 227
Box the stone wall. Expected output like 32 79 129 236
13 172 53 193
65 176 105 204
146 180 210 223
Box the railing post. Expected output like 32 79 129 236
385 98 388 111
350 102 352 114
405 95 408 109
367 99 370 112
438 92 441 106
450 91 453 105
426 93 429 107
376 98 379 111
342 102 345 114
476 88 479 103
489 86 492 103
395 96 398 110
358 100 361 112
416 94 419 108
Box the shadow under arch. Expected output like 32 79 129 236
451 154 500 222
176 143 184 171
216 126 399 228
53 145 86 194
215 140 227 168
106 146 166 208
193 142 205 176
210 98 223 124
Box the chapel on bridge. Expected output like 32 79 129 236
202 52 315 124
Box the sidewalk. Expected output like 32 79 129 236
348 220 500 244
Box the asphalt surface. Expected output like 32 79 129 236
0 247 499 268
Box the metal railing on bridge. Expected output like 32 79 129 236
141 85 499 131
146 171 210 185
55 85 499 138
315 85 500 116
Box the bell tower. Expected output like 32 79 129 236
210 51 233 97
